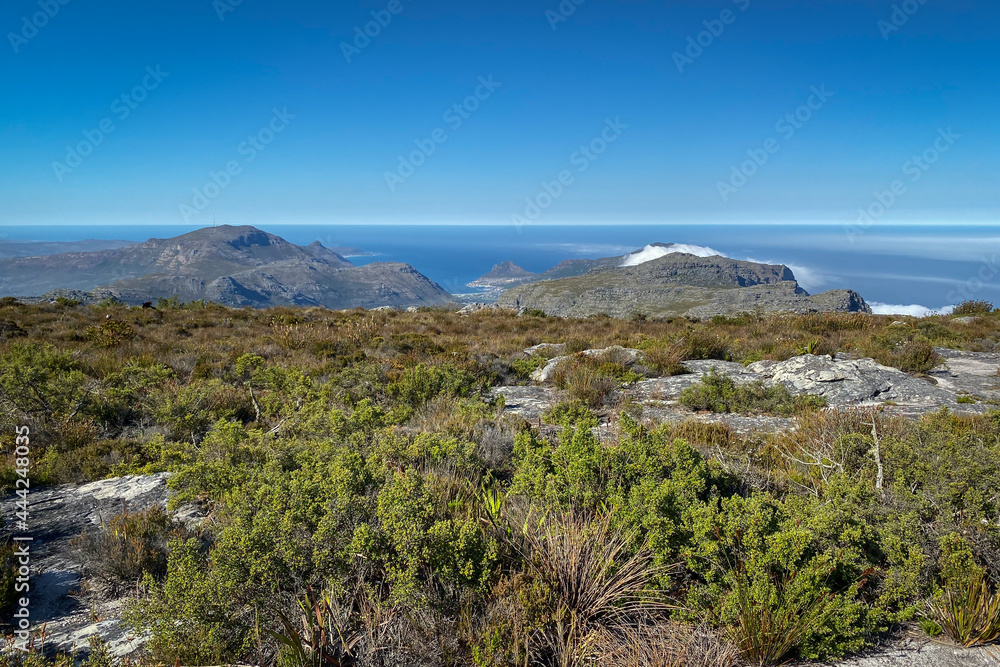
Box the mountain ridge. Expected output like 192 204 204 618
496 248 870 318
0 225 453 310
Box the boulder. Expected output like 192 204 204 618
523 342 566 357
746 355 956 407
531 355 571 382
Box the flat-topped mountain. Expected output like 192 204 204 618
1 225 452 310
496 245 870 318
468 261 539 288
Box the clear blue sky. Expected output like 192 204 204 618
1 0 996 226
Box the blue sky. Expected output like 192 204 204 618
1 0 997 226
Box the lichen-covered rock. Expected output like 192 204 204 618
0 473 204 659
746 354 957 408
812 637 1000 666
523 342 566 357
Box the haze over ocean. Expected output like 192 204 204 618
0 223 994 313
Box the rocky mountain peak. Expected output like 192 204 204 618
468 261 539 289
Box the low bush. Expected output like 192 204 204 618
85 319 138 348
511 354 549 380
725 564 837 665
72 506 181 598
557 364 619 409
679 371 826 416
953 300 995 316
643 342 687 376
543 400 600 429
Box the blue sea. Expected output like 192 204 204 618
1 224 997 315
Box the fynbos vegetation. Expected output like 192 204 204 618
0 300 998 665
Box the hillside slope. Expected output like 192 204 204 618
1 226 453 309
498 251 869 317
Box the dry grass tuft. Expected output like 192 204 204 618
592 622 738 667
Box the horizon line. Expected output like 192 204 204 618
2 221 998 228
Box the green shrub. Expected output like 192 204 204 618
388 362 478 407
953 300 994 316
0 343 91 434
85 319 138 348
542 400 600 429
726 563 837 665
864 331 940 373
512 355 549 380
0 539 18 618
685 490 890 661
679 371 826 416
153 378 254 440
680 331 731 360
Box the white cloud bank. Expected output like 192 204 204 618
869 302 955 317
620 244 831 291
620 243 724 267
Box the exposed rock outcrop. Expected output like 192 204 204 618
0 473 204 658
501 346 998 433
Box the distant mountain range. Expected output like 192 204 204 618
494 243 870 318
0 238 135 258
0 232 871 317
1 226 451 310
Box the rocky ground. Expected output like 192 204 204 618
496 345 1000 433
819 637 999 666
0 474 202 659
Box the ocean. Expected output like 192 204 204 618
0 223 997 314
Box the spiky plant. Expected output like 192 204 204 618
928 570 1000 647
518 511 668 667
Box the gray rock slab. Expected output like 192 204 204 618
811 637 1000 666
0 473 204 658
494 386 564 422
